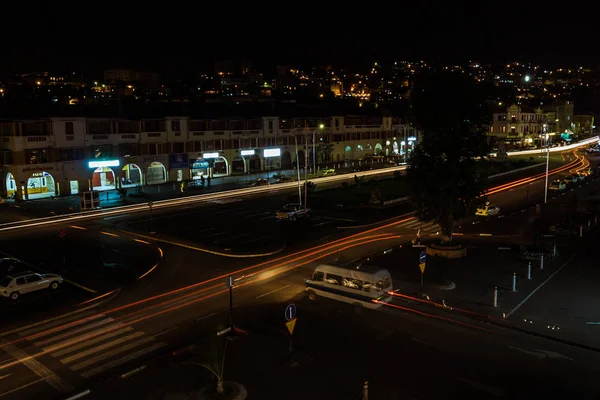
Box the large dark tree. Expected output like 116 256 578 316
407 68 490 244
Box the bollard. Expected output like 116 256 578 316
493 286 498 307
512 273 517 292
580 225 583 237
553 243 557 257
527 262 531 280
363 381 369 400
540 254 544 270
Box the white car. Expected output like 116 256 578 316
0 271 63 300
276 203 311 221
549 180 566 191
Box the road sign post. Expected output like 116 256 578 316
418 251 427 294
148 200 155 234
285 304 297 356
227 276 234 333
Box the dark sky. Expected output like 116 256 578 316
2 1 597 74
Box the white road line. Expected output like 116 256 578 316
0 338 74 393
256 285 291 299
14 310 101 338
60 332 146 364
506 254 577 319
196 312 220 322
80 342 165 379
312 221 331 227
0 378 45 398
71 336 155 371
49 327 135 357
34 318 118 347
0 374 12 380
245 236 270 243
153 327 179 338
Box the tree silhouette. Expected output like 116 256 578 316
407 68 490 244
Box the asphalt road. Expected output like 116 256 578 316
0 151 599 399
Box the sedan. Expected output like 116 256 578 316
549 180 566 191
0 271 63 300
250 179 270 187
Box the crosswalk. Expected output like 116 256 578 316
15 311 165 379
398 219 439 232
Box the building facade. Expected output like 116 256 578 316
0 115 418 200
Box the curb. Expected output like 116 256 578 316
115 226 286 258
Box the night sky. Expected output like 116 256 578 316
2 1 597 74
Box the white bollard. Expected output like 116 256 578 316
527 262 531 280
512 273 517 292
540 254 544 270
553 243 557 256
580 225 583 237
493 287 498 307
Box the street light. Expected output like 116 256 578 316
289 130 303 206
543 124 550 204
303 124 325 207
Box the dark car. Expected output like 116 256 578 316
0 258 28 277
250 179 270 187
354 165 372 172
273 175 293 184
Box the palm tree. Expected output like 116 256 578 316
185 337 228 394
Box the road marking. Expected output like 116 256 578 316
65 279 97 294
134 239 151 245
137 261 160 280
154 327 179 338
498 247 511 250
317 216 355 222
71 336 155 371
70 225 87 231
6 309 99 338
34 318 118 346
479 233 492 236
196 312 220 322
202 232 223 238
60 332 147 364
0 338 74 393
0 374 11 380
245 236 270 244
80 342 165 379
312 221 331 227
0 378 45 398
256 285 291 299
101 231 119 237
49 327 135 357
505 253 577 319
452 232 463 236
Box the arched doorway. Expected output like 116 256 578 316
26 171 56 199
281 151 292 169
146 162 167 185
374 143 383 155
191 158 209 180
5 173 17 198
232 156 245 174
249 154 261 171
297 150 305 168
121 164 142 187
92 167 116 191
213 157 229 177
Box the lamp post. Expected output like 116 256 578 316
543 124 550 204
303 124 324 208
289 130 303 206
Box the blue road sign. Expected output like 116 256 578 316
419 250 427 264
285 304 297 321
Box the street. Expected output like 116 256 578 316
0 150 600 399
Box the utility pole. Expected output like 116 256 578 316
543 124 550 204
292 132 302 206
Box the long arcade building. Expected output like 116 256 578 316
0 115 418 200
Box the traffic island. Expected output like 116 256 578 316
426 243 467 259
196 381 247 400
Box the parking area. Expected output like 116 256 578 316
122 193 363 254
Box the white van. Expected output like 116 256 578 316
305 264 393 309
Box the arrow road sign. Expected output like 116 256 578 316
419 250 427 264
285 304 297 321
285 318 297 335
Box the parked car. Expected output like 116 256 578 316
563 175 579 184
0 258 28 277
0 271 63 300
321 169 336 177
549 180 566 191
273 175 293 184
475 203 500 217
276 203 311 221
250 179 270 187
354 165 372 172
